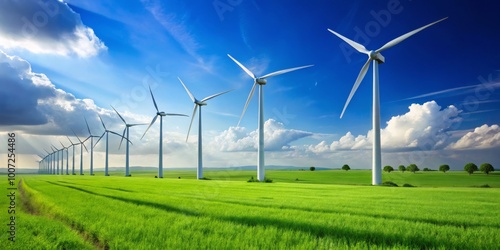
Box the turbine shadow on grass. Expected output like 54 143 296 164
46 181 465 249
56 180 135 193
47 181 198 217
194 197 500 231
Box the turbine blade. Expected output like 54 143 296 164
119 128 126 149
141 116 158 139
200 89 233 102
376 17 448 53
149 85 160 113
186 105 198 142
165 113 188 117
67 136 75 145
129 123 148 126
84 117 92 135
238 82 257 126
59 141 65 148
261 65 314 79
327 28 370 54
227 54 256 79
109 131 131 144
95 132 105 146
72 129 84 143
340 58 372 119
111 105 127 124
98 114 107 130
82 141 88 153
178 77 196 102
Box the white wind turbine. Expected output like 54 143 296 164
43 149 53 174
227 54 313 181
95 114 129 176
59 141 69 175
67 136 78 175
51 144 61 175
328 17 447 185
84 117 101 176
142 86 187 179
112 106 146 177
72 129 89 175
178 77 232 179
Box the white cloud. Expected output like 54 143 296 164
0 0 106 57
308 101 462 154
0 50 132 135
212 119 312 152
447 124 500 150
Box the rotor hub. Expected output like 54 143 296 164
158 112 166 116
369 50 385 64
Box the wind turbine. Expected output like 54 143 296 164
178 77 232 179
95 114 129 176
84 117 101 176
67 136 78 175
227 54 313 181
141 86 187 179
328 17 447 185
112 106 146 177
43 149 53 174
51 144 61 175
59 141 69 175
72 129 89 175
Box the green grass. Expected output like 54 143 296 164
101 169 500 187
2 172 499 249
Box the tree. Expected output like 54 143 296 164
480 163 494 175
342 164 350 171
398 165 406 173
439 164 450 173
309 166 315 171
423 167 431 171
407 164 419 173
464 162 478 175
383 165 394 173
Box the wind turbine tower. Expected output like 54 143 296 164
328 17 447 185
227 54 313 181
112 106 146 177
142 86 187 178
178 77 232 179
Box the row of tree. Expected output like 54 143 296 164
339 163 495 175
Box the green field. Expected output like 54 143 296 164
2 170 500 249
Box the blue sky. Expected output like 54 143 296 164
1 0 499 171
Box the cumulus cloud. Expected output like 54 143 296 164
0 0 106 57
308 101 462 154
447 124 500 150
0 50 137 135
213 119 312 152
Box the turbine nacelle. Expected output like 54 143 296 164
370 51 385 64
256 78 267 85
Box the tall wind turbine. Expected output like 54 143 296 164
59 141 69 175
84 117 101 176
112 106 146 177
328 17 447 185
73 129 89 175
51 144 60 175
43 149 53 174
67 136 78 175
227 54 313 181
95 114 128 176
142 86 187 179
178 77 232 179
